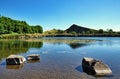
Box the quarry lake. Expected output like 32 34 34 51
0 37 120 79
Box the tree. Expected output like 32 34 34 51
0 24 4 34
57 29 64 34
0 16 43 34
34 25 43 33
90 29 96 34
98 29 104 34
107 29 113 34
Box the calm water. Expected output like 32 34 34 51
0 37 120 79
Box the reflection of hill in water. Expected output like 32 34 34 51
0 38 96 61
0 40 43 61
68 43 88 49
40 38 93 49
41 38 96 44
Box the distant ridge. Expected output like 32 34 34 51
65 24 95 33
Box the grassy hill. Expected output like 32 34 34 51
65 24 96 34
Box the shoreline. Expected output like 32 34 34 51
42 34 120 37
0 34 120 39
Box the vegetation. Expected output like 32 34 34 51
43 29 65 35
43 28 119 35
45 24 119 35
0 15 119 38
0 16 43 34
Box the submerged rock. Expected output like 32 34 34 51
82 57 112 76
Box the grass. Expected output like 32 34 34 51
0 33 43 39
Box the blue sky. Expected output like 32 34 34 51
0 0 120 31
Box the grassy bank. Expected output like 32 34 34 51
0 33 43 39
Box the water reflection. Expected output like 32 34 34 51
75 65 83 72
41 37 96 44
0 37 120 79
0 40 43 61
41 37 94 49
6 64 23 70
68 43 88 49
27 60 40 63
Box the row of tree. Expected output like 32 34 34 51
80 29 118 35
43 29 120 35
0 16 43 34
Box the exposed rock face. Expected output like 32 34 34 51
82 57 112 76
65 24 92 33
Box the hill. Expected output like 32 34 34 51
65 24 96 34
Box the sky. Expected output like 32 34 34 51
0 0 120 31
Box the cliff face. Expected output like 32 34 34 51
65 24 93 33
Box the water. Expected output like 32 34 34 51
0 37 120 79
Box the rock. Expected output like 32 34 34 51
82 57 112 76
27 54 40 61
6 55 26 65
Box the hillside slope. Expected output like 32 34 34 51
65 24 96 33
